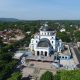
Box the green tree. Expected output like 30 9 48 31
7 71 22 80
57 32 71 42
0 37 4 48
40 71 54 80
55 70 80 80
74 31 80 42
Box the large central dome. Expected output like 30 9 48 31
37 38 51 47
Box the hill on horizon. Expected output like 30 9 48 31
0 18 19 22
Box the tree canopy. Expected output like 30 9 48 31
7 71 22 80
57 32 71 42
74 31 80 42
40 71 54 80
55 70 80 80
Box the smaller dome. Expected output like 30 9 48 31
40 23 53 31
41 26 53 31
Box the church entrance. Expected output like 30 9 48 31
45 51 47 56
37 51 39 56
41 51 43 56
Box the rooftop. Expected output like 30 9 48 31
59 45 71 56
40 23 53 31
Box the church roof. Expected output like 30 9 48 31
41 26 53 31
37 38 52 47
40 23 53 31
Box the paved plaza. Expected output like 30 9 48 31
22 61 57 80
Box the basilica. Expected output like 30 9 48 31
29 24 63 57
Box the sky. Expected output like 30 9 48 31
0 0 80 20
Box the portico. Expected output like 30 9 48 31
35 49 49 56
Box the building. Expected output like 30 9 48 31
60 28 66 32
29 24 63 57
26 31 31 35
77 42 80 48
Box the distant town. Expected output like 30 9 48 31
0 20 80 80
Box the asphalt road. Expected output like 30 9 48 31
73 47 80 63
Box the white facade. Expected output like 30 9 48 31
29 24 63 57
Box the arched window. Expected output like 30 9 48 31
65 57 67 59
62 56 64 59
48 32 49 35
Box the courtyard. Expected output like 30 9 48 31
21 61 57 80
